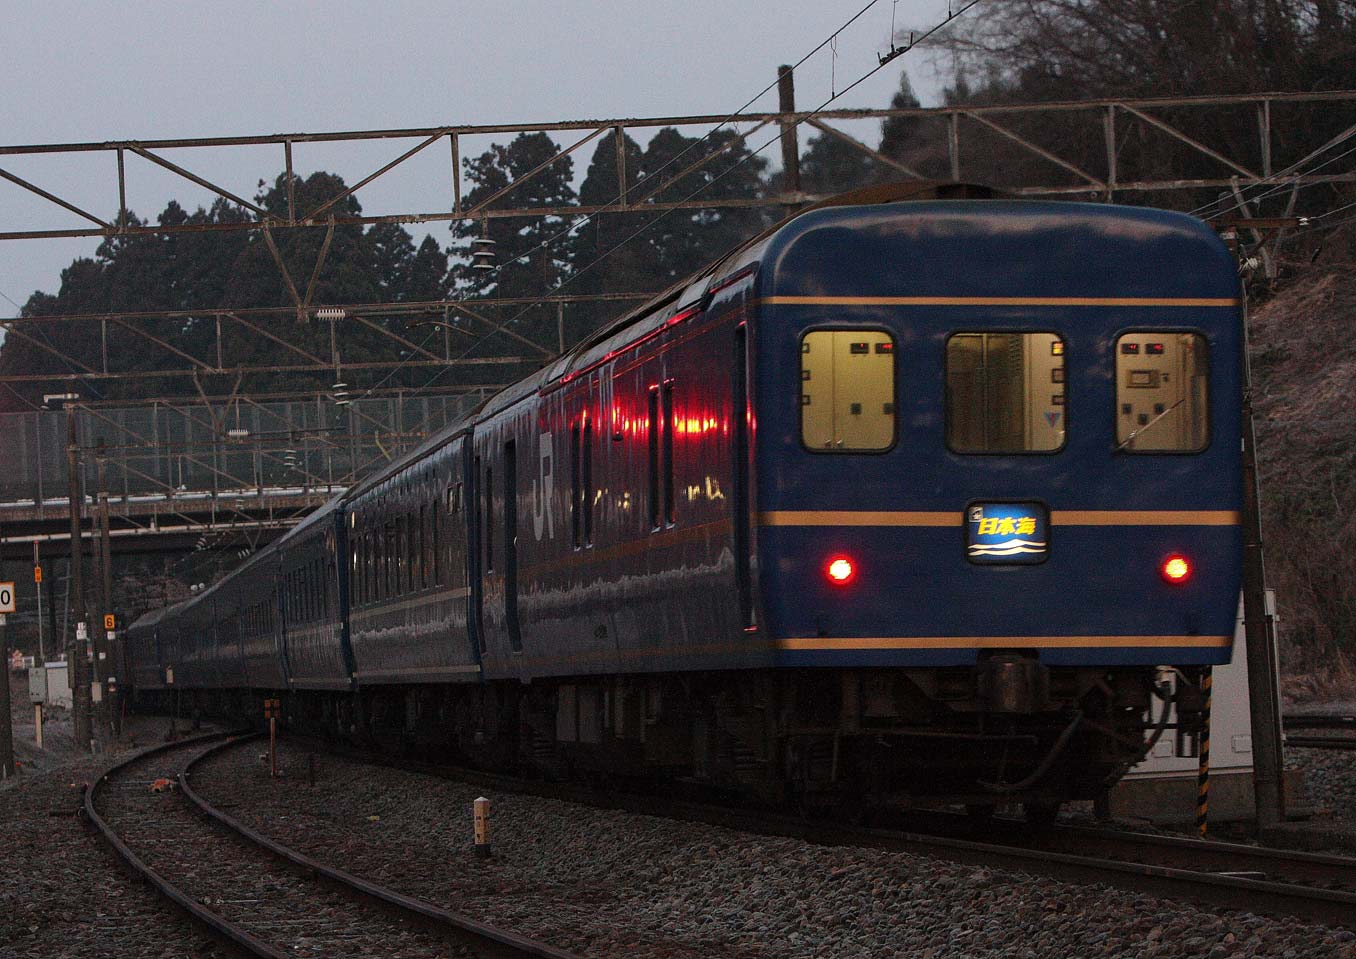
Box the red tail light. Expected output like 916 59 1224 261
1161 554 1192 584
826 556 856 585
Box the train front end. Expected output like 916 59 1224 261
751 199 1244 809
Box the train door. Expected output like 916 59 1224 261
504 438 523 653
733 323 754 628
445 435 481 668
470 448 486 654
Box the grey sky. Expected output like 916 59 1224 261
1 1 956 313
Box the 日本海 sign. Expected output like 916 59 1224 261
966 503 1049 565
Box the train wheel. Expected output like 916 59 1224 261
1025 800 1062 825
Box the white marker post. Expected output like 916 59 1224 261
473 797 492 858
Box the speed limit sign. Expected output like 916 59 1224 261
0 582 15 614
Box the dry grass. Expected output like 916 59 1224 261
1250 263 1356 701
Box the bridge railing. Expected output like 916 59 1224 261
0 391 482 510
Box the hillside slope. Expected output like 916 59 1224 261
1249 266 1356 698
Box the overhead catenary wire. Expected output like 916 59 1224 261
402 0 987 410
346 0 898 408
1193 121 1356 221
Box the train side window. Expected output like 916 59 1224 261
662 382 675 525
946 332 1066 453
800 329 896 451
648 387 661 529
1115 332 1209 452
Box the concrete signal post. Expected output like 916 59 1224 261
46 393 93 752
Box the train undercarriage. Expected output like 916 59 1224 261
146 656 1206 819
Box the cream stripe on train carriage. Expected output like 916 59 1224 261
758 510 1241 527
776 635 1234 650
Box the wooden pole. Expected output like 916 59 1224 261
0 531 14 780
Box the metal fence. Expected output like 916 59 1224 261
0 392 484 506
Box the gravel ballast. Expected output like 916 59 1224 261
0 710 228 959
189 739 1356 959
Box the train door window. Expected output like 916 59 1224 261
648 388 661 529
362 535 370 606
431 498 442 587
412 507 423 588
364 530 372 605
946 332 1066 453
352 531 363 599
570 425 581 548
504 439 522 653
484 466 494 572
799 329 896 451
662 382 676 525
447 480 461 582
422 503 432 589
1115 332 1209 451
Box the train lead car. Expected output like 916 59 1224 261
130 183 1243 818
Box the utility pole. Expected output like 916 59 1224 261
777 65 801 201
97 448 118 737
1241 389 1285 829
1217 229 1286 832
1 528 14 780
66 409 93 751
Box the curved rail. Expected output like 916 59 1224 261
179 737 577 959
83 731 286 958
87 732 579 959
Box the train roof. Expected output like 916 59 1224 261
472 182 1001 423
343 417 473 501
132 597 193 631
273 493 343 544
758 195 1236 301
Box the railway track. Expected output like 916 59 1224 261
1287 735 1356 751
1284 715 1356 730
295 734 1356 927
1283 715 1356 750
84 733 577 959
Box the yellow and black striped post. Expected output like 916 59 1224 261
1196 667 1213 838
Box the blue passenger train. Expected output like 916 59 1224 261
128 184 1242 815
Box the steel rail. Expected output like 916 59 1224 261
1286 735 1356 751
179 737 578 959
82 730 283 958
1284 715 1356 730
